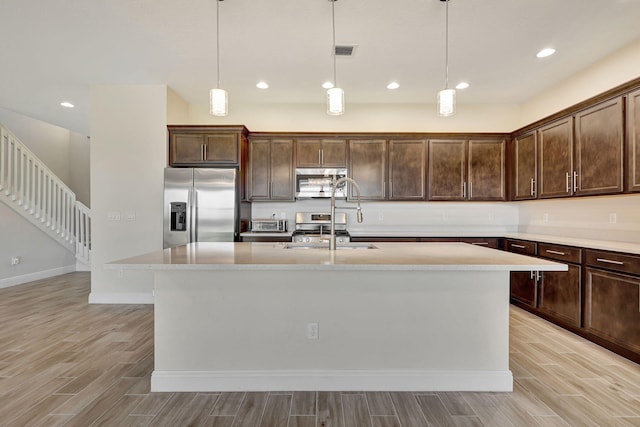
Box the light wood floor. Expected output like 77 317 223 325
1 273 640 426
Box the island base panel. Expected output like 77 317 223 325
152 269 512 392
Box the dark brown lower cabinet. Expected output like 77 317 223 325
538 265 582 328
585 268 640 355
510 271 537 307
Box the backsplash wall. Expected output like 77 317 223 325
251 200 519 236
516 194 640 243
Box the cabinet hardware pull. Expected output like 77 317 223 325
470 182 473 199
382 181 385 197
201 144 205 161
565 172 570 193
472 242 489 245
511 244 526 249
530 271 534 280
389 180 393 197
203 144 207 160
530 178 535 196
536 271 542 282
318 149 322 165
463 182 467 198
596 258 624 265
573 171 578 192
545 249 566 256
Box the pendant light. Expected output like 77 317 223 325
210 0 228 116
327 0 345 116
437 0 455 117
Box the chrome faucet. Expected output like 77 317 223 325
330 176 364 250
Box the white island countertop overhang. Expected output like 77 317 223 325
106 241 568 272
106 242 566 393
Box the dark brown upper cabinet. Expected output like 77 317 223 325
468 139 506 201
388 140 426 200
627 88 640 192
574 97 624 196
512 132 537 200
296 139 346 168
428 138 505 201
428 139 467 201
168 126 244 166
538 117 574 198
247 138 294 201
348 139 387 200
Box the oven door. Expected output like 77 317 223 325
295 168 347 198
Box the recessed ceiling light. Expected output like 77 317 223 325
256 81 269 89
536 48 556 58
456 82 469 90
60 102 74 108
387 82 400 90
322 81 334 89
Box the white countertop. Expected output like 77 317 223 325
106 242 566 272
503 233 640 255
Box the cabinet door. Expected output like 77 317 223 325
627 89 640 192
170 134 204 165
510 271 538 307
539 118 573 198
270 139 295 200
296 139 322 167
585 268 640 354
428 139 466 200
574 98 624 195
538 265 582 328
349 140 386 200
321 140 347 167
389 140 425 200
513 132 537 200
468 139 505 201
204 133 239 164
248 139 271 200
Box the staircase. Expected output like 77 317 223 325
0 123 91 268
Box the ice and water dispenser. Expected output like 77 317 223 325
170 202 187 231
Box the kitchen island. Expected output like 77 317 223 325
108 242 566 392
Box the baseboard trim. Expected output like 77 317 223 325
0 265 76 289
88 292 154 305
150 369 513 392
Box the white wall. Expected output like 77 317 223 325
89 85 167 303
519 38 640 128
0 203 76 287
517 194 640 244
184 102 521 133
252 200 519 237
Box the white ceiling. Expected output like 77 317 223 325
1 0 640 135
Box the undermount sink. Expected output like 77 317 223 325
283 242 378 250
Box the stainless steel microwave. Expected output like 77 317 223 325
295 168 347 198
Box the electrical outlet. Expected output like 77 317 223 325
107 211 121 221
10 257 20 265
543 213 549 223
307 322 319 340
125 211 136 221
378 212 384 221
609 213 617 224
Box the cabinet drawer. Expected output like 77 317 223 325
505 239 537 256
538 243 581 264
584 250 640 276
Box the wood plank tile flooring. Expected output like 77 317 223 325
1 272 640 426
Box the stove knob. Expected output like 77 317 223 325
305 237 311 243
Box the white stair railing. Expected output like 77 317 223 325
0 123 91 265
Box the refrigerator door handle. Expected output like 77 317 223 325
192 190 198 243
187 189 194 243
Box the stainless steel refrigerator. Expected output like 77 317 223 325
163 168 250 249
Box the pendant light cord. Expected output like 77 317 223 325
444 0 449 89
216 0 221 89
331 0 337 87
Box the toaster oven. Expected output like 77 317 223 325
250 218 288 233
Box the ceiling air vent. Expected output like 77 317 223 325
334 45 356 57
